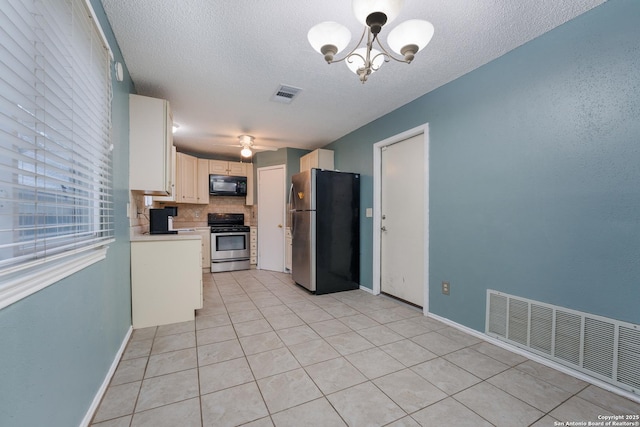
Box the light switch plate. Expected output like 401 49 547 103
366 208 373 218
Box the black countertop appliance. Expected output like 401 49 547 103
149 207 178 234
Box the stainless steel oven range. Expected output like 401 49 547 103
208 213 250 272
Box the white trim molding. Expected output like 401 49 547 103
427 312 640 404
359 285 375 294
0 245 111 310
80 326 133 427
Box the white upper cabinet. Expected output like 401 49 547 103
176 152 198 204
153 146 177 202
174 154 210 205
228 161 247 176
196 158 210 204
209 160 248 177
129 94 173 195
300 149 334 172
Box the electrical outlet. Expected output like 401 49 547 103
442 281 450 295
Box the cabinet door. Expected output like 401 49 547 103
177 152 198 203
196 229 211 272
154 146 177 202
250 227 257 265
285 227 292 270
209 160 228 175
131 239 202 328
316 149 334 170
228 161 247 177
300 149 333 172
308 150 319 169
129 94 172 194
300 153 311 172
196 158 209 204
245 165 254 206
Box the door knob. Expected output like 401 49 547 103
278 224 283 228
381 226 387 231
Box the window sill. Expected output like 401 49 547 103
0 245 111 310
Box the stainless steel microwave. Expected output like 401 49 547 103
209 174 247 196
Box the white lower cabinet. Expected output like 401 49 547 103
195 227 211 273
131 237 203 328
250 226 257 265
285 227 292 271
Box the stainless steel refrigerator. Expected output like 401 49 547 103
290 169 360 294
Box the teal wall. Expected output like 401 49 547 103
326 0 640 331
0 2 133 426
255 148 310 203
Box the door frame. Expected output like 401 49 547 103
257 164 287 271
372 123 430 314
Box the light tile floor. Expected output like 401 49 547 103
92 269 640 427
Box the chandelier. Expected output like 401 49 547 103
307 0 434 83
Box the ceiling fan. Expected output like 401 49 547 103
210 134 279 158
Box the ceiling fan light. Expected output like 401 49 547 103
240 147 252 158
238 134 254 145
308 22 351 61
387 19 434 59
352 0 404 27
346 47 385 75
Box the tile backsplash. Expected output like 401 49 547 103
156 196 257 228
130 191 257 234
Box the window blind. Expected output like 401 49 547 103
0 0 113 279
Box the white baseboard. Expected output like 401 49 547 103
359 285 374 294
80 326 133 427
426 312 640 404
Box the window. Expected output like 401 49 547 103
0 0 114 308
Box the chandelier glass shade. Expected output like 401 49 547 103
307 0 434 83
352 0 403 27
308 22 352 62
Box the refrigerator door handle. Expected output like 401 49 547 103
291 209 295 233
288 183 294 208
289 183 295 233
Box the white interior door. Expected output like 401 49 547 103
380 134 425 306
257 165 285 271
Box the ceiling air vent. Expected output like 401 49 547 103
271 85 302 104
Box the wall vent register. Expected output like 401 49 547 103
486 290 640 396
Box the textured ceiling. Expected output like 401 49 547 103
101 0 605 158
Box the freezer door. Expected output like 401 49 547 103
291 170 312 211
291 210 316 292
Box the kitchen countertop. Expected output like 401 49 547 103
130 230 203 242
